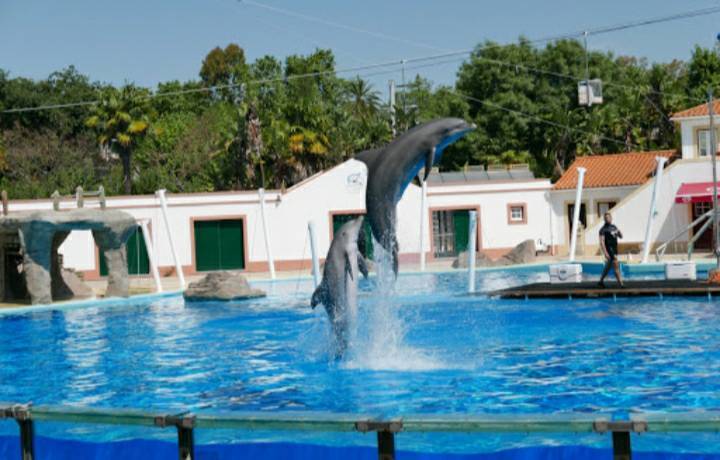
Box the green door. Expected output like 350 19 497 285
99 226 150 276
453 210 470 255
194 219 245 271
332 214 374 260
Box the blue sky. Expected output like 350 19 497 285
1 0 719 94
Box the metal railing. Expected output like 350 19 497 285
3 403 720 460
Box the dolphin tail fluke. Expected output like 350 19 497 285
311 282 328 309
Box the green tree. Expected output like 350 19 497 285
85 86 153 194
345 77 381 118
686 45 720 100
199 44 250 102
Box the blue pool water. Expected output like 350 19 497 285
2 266 720 458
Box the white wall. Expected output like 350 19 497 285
583 158 713 248
5 161 556 273
550 186 637 248
426 180 553 251
678 117 720 159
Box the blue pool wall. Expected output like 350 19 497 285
2 436 720 460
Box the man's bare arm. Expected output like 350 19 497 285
599 234 609 259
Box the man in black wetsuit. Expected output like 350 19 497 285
599 212 624 288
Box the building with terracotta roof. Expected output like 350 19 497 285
671 100 720 159
550 150 678 255
548 99 719 258
552 151 676 191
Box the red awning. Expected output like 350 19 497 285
675 182 720 203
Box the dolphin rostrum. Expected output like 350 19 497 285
356 118 476 275
311 217 369 357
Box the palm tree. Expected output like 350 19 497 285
346 77 381 119
85 86 151 194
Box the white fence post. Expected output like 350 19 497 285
308 221 320 289
568 167 586 263
156 189 185 289
419 181 427 271
140 219 163 293
258 188 276 279
468 210 477 293
641 157 668 263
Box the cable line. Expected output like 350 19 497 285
4 4 718 113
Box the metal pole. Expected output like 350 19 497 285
419 181 427 271
258 188 276 279
18 417 34 460
709 88 719 269
641 156 668 263
400 60 406 114
156 189 186 289
377 431 396 460
1 190 8 216
583 31 592 107
388 80 396 137
308 221 320 289
612 431 632 460
569 167 586 262
547 191 555 256
468 210 477 293
140 220 163 293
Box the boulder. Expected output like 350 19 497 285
452 250 493 269
184 271 266 301
452 239 537 269
496 239 537 266
58 269 95 300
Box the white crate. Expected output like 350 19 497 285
549 264 583 284
664 261 696 281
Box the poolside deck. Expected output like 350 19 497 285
487 279 720 299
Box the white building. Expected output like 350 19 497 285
3 161 551 284
2 99 717 291
551 100 720 258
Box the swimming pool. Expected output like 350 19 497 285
2 266 720 458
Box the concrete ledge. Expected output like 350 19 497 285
0 290 182 317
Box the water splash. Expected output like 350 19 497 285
342 242 444 371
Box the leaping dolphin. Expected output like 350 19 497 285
311 217 369 357
356 118 476 275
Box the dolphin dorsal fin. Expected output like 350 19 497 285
310 282 329 309
423 147 436 182
355 148 383 169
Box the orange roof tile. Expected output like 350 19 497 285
553 151 677 190
672 100 720 119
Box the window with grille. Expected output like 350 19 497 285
508 204 527 224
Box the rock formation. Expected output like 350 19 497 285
184 271 266 301
0 209 136 304
453 239 537 269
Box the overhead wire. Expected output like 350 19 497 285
449 90 640 150
5 3 719 113
237 0 450 53
213 0 373 66
236 0 717 103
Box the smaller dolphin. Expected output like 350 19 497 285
357 118 476 275
311 217 369 357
